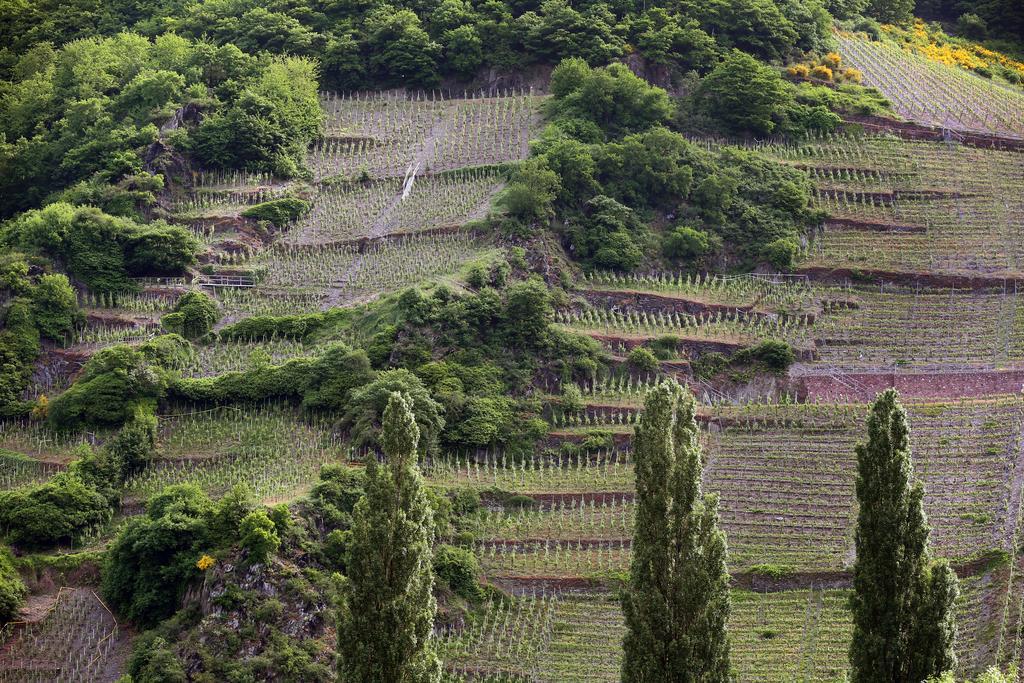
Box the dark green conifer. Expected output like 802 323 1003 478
622 380 730 682
849 389 958 682
338 392 441 683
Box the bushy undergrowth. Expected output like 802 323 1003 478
0 33 323 219
241 197 311 226
2 203 199 292
509 59 823 273
162 291 220 340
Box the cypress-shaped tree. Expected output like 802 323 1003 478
849 389 958 682
622 380 731 682
338 392 441 683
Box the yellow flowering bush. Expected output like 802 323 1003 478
841 68 863 83
30 395 49 420
811 65 833 81
196 554 216 570
821 52 842 69
787 64 810 78
881 20 1024 83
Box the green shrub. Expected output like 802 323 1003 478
561 383 585 414
691 351 729 380
433 544 483 601
548 59 674 139
104 407 158 479
239 509 280 563
650 335 682 360
162 291 219 340
0 473 112 549
627 347 659 371
241 197 311 226
748 563 793 578
171 357 315 403
762 237 801 269
0 545 27 623
734 340 796 371
499 157 561 222
323 529 352 570
48 345 163 430
662 226 711 261
127 633 187 683
956 13 988 40
30 274 81 342
301 344 375 413
308 464 365 530
218 309 351 341
699 50 793 136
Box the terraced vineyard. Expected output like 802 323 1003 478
576 271 1024 371
837 33 1024 139
755 134 1024 276
218 232 499 318
312 91 538 180
281 169 502 245
0 588 122 683
452 398 1023 578
8 48 1024 682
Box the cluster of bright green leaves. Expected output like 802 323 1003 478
1 0 838 95
511 59 823 272
3 203 199 292
0 32 322 219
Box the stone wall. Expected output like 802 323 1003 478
800 368 1024 402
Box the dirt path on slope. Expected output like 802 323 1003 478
322 103 461 309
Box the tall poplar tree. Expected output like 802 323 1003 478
338 392 441 683
849 389 959 683
621 380 730 682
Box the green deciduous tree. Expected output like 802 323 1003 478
364 7 441 88
849 389 959 683
864 0 914 24
30 273 80 342
549 58 674 140
621 380 730 682
342 369 444 455
103 484 214 626
338 392 441 683
0 544 27 623
239 509 280 563
698 50 793 136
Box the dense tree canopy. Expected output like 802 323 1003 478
849 390 959 683
622 380 731 681
0 33 322 218
338 392 441 682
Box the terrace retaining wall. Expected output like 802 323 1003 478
842 114 1024 150
799 368 1024 402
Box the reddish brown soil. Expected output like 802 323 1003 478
799 368 1024 402
825 217 926 233
842 114 1024 151
798 265 1024 289
85 311 146 329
